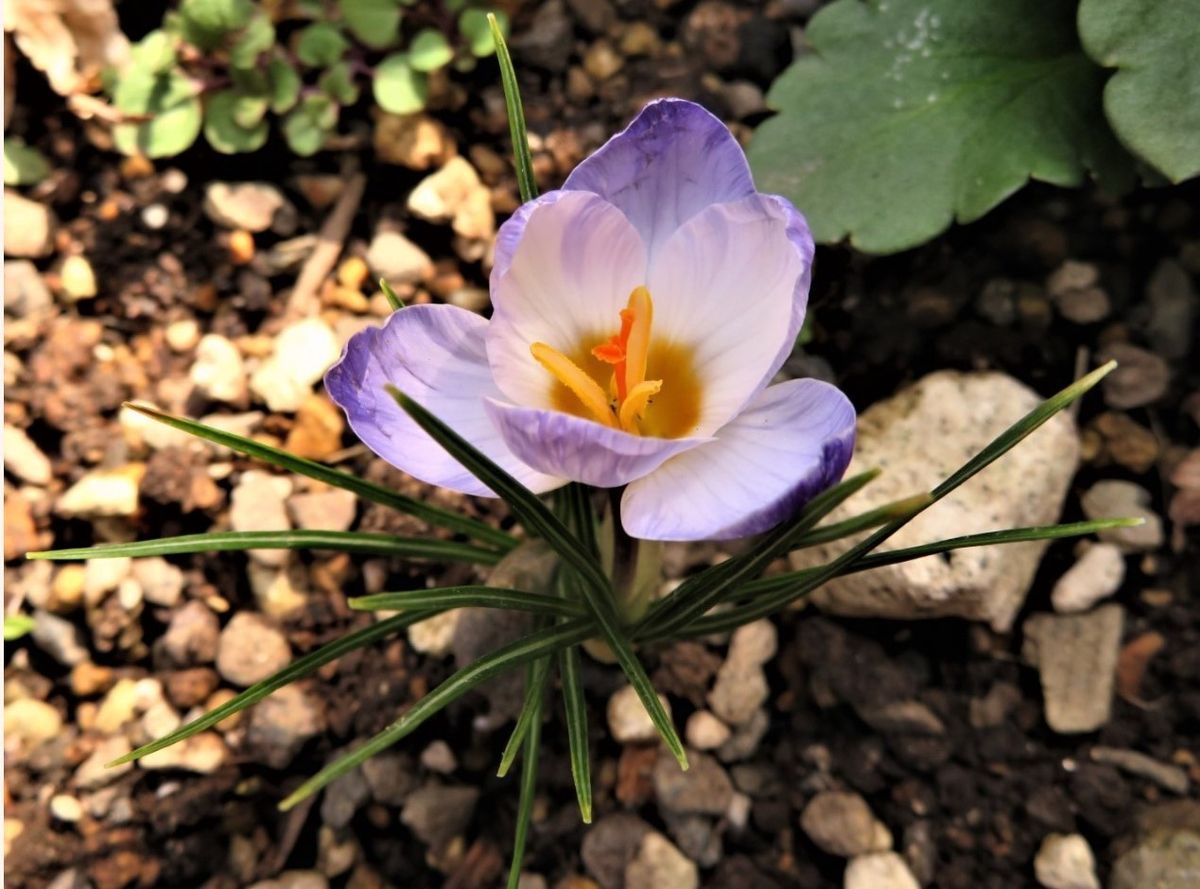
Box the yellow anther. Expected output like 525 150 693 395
623 286 653 397
619 379 663 433
531 342 618 428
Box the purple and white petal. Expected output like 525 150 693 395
761 194 816 383
485 399 709 489
620 379 856 541
647 194 803 437
487 191 647 409
490 189 572 286
563 99 756 260
325 305 565 497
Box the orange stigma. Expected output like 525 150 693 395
533 286 663 434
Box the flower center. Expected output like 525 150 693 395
531 287 701 438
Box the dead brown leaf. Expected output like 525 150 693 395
1116 630 1166 705
4 0 130 96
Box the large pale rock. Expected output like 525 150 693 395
4 190 55 257
795 372 1079 630
250 318 340 412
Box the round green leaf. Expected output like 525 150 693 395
4 614 36 642
113 70 203 158
408 28 453 72
230 13 275 68
177 0 254 50
373 52 427 113
459 9 505 57
319 61 360 105
1079 0 1200 183
268 57 302 114
130 30 177 74
204 90 269 153
748 0 1135 254
283 95 338 156
339 0 402 50
296 22 350 68
3 138 51 186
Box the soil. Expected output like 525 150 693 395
4 2 1198 888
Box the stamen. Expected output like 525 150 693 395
619 379 663 433
623 286 653 397
531 342 617 428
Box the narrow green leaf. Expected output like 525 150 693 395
122 402 515 551
639 469 880 639
379 278 405 311
506 681 544 883
507 662 544 889
349 586 583 618
556 570 592 822
488 12 536 203
791 493 934 547
497 655 552 777
109 612 422 766
4 614 36 641
28 530 502 565
278 618 593 809
387 388 688 769
682 517 1144 637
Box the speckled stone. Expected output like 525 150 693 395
794 371 1080 630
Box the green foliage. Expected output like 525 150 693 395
3 138 51 186
374 52 427 113
295 22 349 67
750 0 1134 254
204 89 269 153
340 0 403 49
103 1 504 159
1078 0 1200 183
112 68 203 158
4 614 36 641
409 28 454 71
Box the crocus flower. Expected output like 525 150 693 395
326 99 855 541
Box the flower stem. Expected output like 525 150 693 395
608 488 646 623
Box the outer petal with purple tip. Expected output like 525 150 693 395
485 400 708 488
619 379 856 541
324 304 565 498
562 98 757 260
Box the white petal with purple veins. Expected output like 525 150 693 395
621 379 856 541
563 98 757 260
647 194 803 436
324 305 564 497
485 399 709 489
487 191 647 410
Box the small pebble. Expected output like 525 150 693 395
608 684 671 744
1051 543 1125 613
1034 833 1100 889
800 790 892 857
844 852 921 889
59 256 97 301
49 795 84 823
216 612 291 686
141 204 169 229
165 319 201 352
685 711 731 750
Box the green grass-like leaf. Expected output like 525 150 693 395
388 388 688 770
497 654 552 777
639 469 880 639
507 661 545 889
109 612 424 766
379 278 405 311
556 569 593 822
349 586 584 619
279 618 592 809
685 517 1143 636
791 493 934 547
28 531 503 565
123 402 514 551
489 12 537 204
